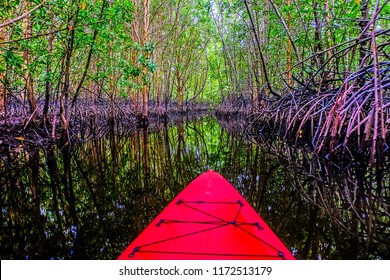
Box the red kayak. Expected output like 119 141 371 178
118 170 295 260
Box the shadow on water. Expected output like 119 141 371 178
0 117 389 259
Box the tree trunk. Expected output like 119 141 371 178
141 0 150 123
176 49 183 111
43 16 56 126
323 0 333 87
211 2 239 90
72 0 107 108
0 26 5 114
243 0 278 97
60 3 79 144
313 1 324 67
109 1 115 121
24 1 38 122
359 0 369 69
130 0 141 111
286 0 292 86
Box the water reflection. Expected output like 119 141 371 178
0 117 389 259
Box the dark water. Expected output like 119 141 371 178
0 117 389 260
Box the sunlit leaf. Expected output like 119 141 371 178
80 2 87 10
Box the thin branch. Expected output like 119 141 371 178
243 0 279 97
0 27 68 45
0 0 48 29
268 0 300 61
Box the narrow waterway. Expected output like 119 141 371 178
0 117 389 259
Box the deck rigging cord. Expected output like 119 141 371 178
129 199 285 259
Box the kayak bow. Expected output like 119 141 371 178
118 170 295 260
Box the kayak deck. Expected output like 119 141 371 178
118 170 295 260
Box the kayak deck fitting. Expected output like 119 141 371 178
118 170 295 260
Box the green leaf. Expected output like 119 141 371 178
3 51 23 69
143 42 155 53
147 61 157 73
129 66 141 77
